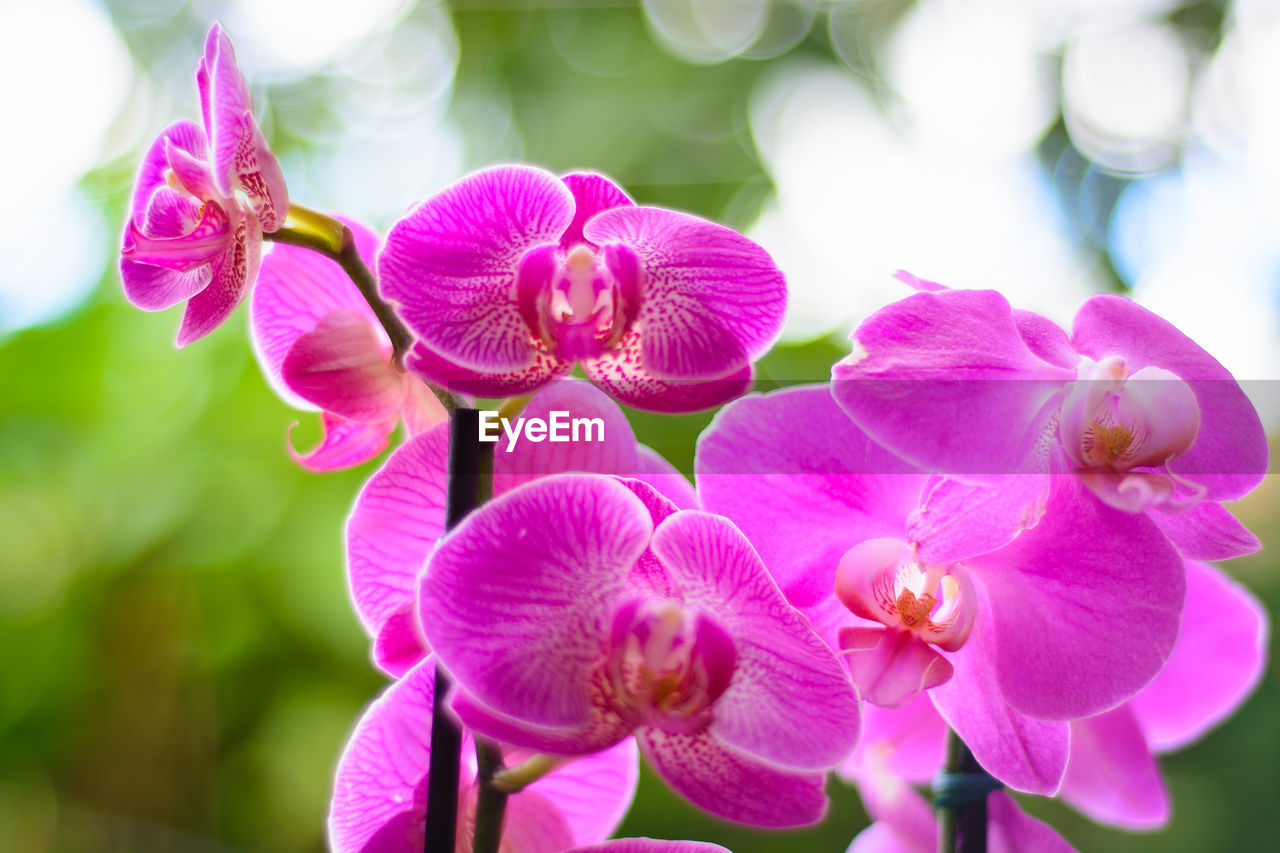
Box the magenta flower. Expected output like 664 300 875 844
329 656 638 853
830 279 1266 561
696 385 1185 794
845 754 1076 853
418 474 860 827
249 217 445 471
345 379 697 676
840 559 1265 832
378 166 785 412
120 24 288 346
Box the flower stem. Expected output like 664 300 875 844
471 738 509 853
492 753 564 793
263 203 417 370
424 408 494 853
936 729 993 853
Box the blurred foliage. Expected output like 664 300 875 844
2 1 1278 852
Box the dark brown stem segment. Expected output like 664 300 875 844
423 408 493 853
936 729 991 853
263 203 416 368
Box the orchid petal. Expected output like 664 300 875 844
1149 501 1260 561
120 259 212 313
250 218 382 410
975 476 1185 720
176 212 260 346
380 165 575 371
631 445 699 510
281 308 406 422
1128 560 1268 752
490 790 575 853
451 688 631 757
650 511 861 770
930 591 1068 795
695 385 923 606
637 728 827 827
1013 309 1077 370
560 171 633 249
229 109 288 231
1072 294 1267 502
584 206 786 379
847 822 918 853
583 331 754 413
143 184 204 239
1060 706 1169 830
853 759 935 853
420 474 651 728
200 23 283 216
894 269 947 293
124 199 233 271
987 792 1078 853
568 841 731 853
163 137 220 202
400 381 449 437
346 426 448 637
371 606 428 678
844 691 948 785
127 120 207 216
909 474 1048 563
407 340 572 398
1113 366 1201 466
290 411 392 472
328 658 445 853
832 289 1073 480
839 625 954 708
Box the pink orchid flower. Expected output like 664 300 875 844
345 379 697 677
418 474 861 827
329 656 638 853
249 217 446 471
839 559 1266 831
378 166 786 412
830 277 1266 562
696 385 1185 795
845 753 1076 853
120 23 287 346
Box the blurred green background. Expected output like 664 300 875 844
2 1 1278 850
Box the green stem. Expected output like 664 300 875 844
471 738 509 853
492 753 564 794
264 204 449 404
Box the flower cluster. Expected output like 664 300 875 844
120 24 1269 853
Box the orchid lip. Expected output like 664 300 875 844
835 538 977 653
